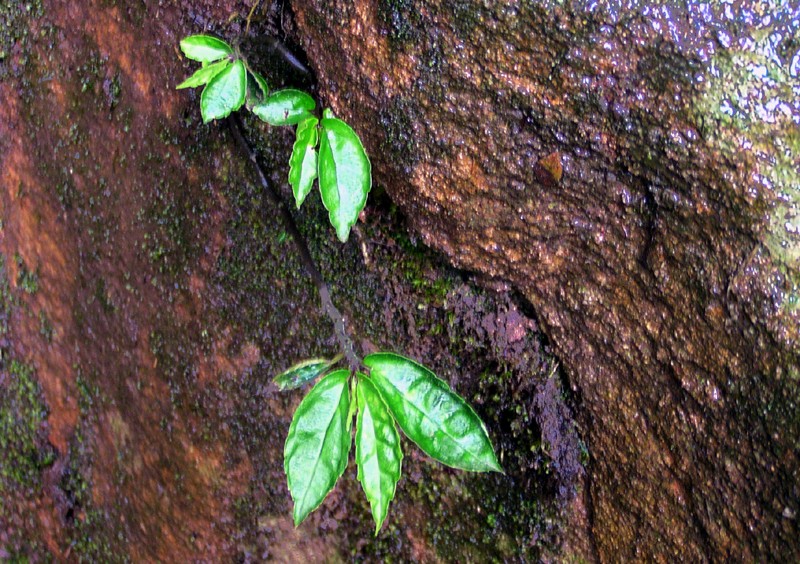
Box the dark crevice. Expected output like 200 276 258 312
227 114 361 373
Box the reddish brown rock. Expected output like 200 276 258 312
290 1 800 560
2 0 798 560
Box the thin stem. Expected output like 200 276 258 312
245 0 260 35
227 114 362 372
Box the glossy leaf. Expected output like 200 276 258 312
289 117 319 208
318 116 372 242
177 59 230 90
200 59 246 123
179 35 233 63
252 89 316 126
245 70 270 110
364 353 502 473
273 356 337 391
252 70 269 98
356 377 402 535
284 370 352 526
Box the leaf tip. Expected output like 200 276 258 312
336 226 351 243
292 507 305 528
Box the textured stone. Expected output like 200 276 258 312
292 1 800 559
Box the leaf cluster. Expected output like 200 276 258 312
276 352 502 533
178 35 371 242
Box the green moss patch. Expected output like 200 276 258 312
695 31 800 266
0 360 53 491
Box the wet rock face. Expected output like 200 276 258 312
292 1 800 559
1 0 575 559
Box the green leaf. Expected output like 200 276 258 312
289 117 319 208
273 356 338 391
200 60 247 123
356 377 403 535
179 35 233 63
252 71 269 98
245 70 270 110
364 353 502 473
284 370 352 526
318 116 372 242
252 89 316 126
177 59 230 90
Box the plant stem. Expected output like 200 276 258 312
227 114 362 373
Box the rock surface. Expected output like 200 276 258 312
0 0 577 560
290 0 800 559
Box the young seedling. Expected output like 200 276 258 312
178 33 502 534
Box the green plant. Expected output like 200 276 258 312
276 352 501 532
177 34 501 534
178 35 369 242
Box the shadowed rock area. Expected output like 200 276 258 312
289 0 800 560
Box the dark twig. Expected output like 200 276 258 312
227 114 361 372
